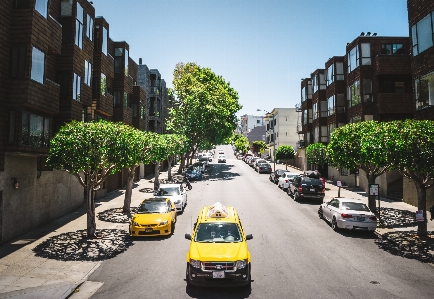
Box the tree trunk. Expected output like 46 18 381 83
167 156 173 181
365 172 377 214
178 154 186 174
123 166 136 213
86 184 96 238
415 183 428 237
154 162 160 190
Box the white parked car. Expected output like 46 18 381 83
277 172 299 191
154 184 187 213
218 154 226 163
318 198 377 232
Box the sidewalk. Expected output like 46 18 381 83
0 166 179 299
0 162 433 299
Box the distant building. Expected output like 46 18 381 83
265 108 299 161
239 114 265 136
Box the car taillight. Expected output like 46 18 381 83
285 179 288 183
298 186 303 192
341 213 353 219
321 188 325 194
369 216 377 221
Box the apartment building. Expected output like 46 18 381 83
0 0 167 244
265 108 299 162
408 0 434 120
239 114 265 137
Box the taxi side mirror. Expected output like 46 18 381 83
246 234 253 240
185 233 191 240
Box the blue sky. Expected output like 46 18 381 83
90 0 409 117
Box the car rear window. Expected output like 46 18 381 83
342 202 370 212
302 178 322 185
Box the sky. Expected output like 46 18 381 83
90 0 410 117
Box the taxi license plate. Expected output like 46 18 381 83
310 188 315 192
213 271 225 279
145 228 153 232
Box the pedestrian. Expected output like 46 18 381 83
429 204 434 221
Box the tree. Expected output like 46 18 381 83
234 135 250 154
275 145 295 170
161 134 189 181
306 143 328 167
385 119 434 237
252 140 267 156
47 120 128 238
167 62 242 173
119 130 154 214
327 121 392 212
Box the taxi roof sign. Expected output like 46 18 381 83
207 202 229 218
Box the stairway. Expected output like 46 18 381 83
386 189 403 201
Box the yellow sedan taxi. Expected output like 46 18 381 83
129 198 177 237
185 202 253 287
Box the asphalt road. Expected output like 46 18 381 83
88 144 434 299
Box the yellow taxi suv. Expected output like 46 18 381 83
184 202 253 287
129 198 177 237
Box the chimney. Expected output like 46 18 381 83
139 58 142 65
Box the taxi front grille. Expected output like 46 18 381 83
139 224 157 227
202 262 235 272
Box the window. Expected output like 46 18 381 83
336 62 344 80
101 73 106 96
123 92 128 108
102 27 108 55
113 91 121 107
35 0 48 18
382 80 405 93
362 79 373 102
140 105 145 120
21 111 51 148
31 47 45 84
320 126 328 142
256 119 261 124
381 44 404 55
86 14 93 41
10 44 26 78
313 73 325 93
340 168 348 176
411 13 433 56
312 102 318 120
114 48 123 74
124 48 129 77
75 3 83 49
361 43 371 65
73 73 81 101
302 110 307 125
415 71 434 110
320 101 327 117
348 46 358 73
84 60 92 86
336 94 345 113
348 81 361 107
326 64 334 85
327 95 335 116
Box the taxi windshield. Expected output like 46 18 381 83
137 201 169 214
194 223 242 243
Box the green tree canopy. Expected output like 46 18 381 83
385 119 434 236
252 140 267 155
47 120 130 237
275 145 295 170
167 62 242 170
234 135 249 154
327 121 392 212
306 143 328 166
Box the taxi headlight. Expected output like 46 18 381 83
160 220 168 225
190 259 201 269
131 221 139 226
236 259 247 269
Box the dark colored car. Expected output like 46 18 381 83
269 169 286 184
288 176 325 201
185 167 202 181
256 162 272 174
